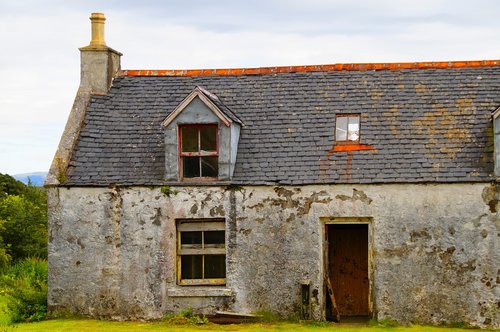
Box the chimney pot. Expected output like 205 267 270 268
90 13 106 47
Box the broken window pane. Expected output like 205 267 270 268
200 126 217 152
347 116 360 141
204 231 225 248
181 127 198 152
183 156 200 178
181 255 203 279
204 255 226 278
179 125 219 179
201 156 218 177
181 231 202 249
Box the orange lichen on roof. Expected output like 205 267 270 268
119 60 499 77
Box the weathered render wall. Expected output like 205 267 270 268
47 183 499 327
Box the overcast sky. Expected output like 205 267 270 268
0 0 499 175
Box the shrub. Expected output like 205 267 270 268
162 307 208 325
0 258 47 323
0 193 47 261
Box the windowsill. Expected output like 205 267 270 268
162 181 232 186
167 287 233 297
335 140 360 145
180 176 219 182
331 142 375 152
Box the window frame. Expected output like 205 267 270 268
178 124 219 180
335 114 361 143
176 218 226 286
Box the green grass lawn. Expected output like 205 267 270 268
4 319 497 332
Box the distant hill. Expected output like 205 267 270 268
12 172 47 186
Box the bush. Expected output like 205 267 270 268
0 258 47 323
0 193 47 261
162 307 209 325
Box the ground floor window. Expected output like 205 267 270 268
176 218 226 285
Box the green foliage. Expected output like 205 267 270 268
0 258 47 323
368 318 399 327
441 321 474 329
226 184 244 192
0 175 49 325
0 174 47 262
0 190 47 261
162 307 209 325
303 320 332 327
0 173 26 197
46 308 85 320
254 309 281 323
160 186 178 197
55 158 68 184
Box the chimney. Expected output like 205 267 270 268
79 13 122 95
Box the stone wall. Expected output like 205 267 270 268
47 183 499 327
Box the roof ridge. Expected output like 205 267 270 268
119 60 499 77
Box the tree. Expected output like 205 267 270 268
0 175 47 262
0 173 26 197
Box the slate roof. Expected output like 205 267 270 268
66 64 500 186
197 86 243 125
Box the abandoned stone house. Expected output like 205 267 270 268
46 13 499 327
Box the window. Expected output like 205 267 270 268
179 124 218 179
177 219 226 285
335 115 360 142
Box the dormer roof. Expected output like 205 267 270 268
492 106 500 120
162 86 242 128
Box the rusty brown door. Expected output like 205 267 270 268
328 224 369 316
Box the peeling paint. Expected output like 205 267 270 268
47 183 499 327
335 189 373 204
481 184 498 213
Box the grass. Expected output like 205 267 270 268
0 258 47 324
3 319 497 332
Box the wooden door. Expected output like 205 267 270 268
328 224 369 316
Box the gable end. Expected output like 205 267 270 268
162 87 233 128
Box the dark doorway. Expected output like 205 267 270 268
325 223 369 320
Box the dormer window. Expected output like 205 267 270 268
180 124 219 179
162 86 243 182
336 115 360 142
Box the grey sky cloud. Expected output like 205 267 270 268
0 0 498 174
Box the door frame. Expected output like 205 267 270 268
320 217 374 319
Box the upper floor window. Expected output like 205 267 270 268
336 115 360 142
179 124 218 179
